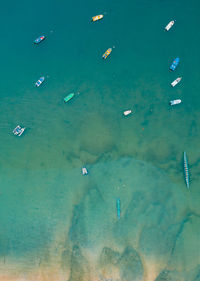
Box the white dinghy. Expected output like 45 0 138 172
123 110 132 116
165 20 175 31
171 77 182 87
170 99 181 105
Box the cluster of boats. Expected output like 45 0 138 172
34 36 46 87
165 21 190 189
13 16 190 193
13 39 46 136
165 21 183 106
91 14 114 60
169 57 182 105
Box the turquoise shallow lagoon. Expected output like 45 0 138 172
0 0 200 280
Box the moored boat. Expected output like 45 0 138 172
13 125 25 136
123 110 132 116
116 198 121 219
91 14 103 22
102 48 112 59
34 35 45 44
183 151 190 189
82 167 88 175
171 77 182 87
165 20 175 31
64 93 74 103
35 77 45 87
170 57 180 71
170 99 181 105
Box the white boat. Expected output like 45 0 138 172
170 99 181 105
13 125 25 136
123 110 132 116
171 77 182 87
82 167 88 175
165 20 175 31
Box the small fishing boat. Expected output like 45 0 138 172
170 58 180 71
123 110 132 116
35 77 45 87
13 125 25 136
82 167 88 175
64 93 74 103
102 48 112 59
183 151 190 188
34 35 45 44
165 20 175 31
116 198 121 219
171 77 182 87
170 99 181 105
91 14 103 22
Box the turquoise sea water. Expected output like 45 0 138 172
0 0 200 280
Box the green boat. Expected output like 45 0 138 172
64 93 74 103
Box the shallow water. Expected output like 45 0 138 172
0 0 200 280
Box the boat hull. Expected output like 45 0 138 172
171 77 182 87
184 152 190 188
116 198 121 219
170 99 181 105
102 48 112 59
34 36 45 44
35 77 45 87
13 125 25 136
170 58 180 71
123 110 132 116
64 93 74 103
82 167 88 175
91 15 103 22
165 21 175 31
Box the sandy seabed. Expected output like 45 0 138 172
0 257 162 281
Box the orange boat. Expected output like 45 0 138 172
102 48 112 59
91 14 103 22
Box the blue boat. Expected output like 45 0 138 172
170 57 180 71
183 152 190 189
116 198 121 219
35 76 45 87
34 35 45 44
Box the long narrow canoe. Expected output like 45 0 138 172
116 198 121 219
184 152 190 189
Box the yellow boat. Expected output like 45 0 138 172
102 48 112 59
91 14 103 22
